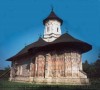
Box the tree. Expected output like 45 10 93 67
94 59 100 78
4 65 10 71
83 51 100 78
83 60 89 74
83 60 96 78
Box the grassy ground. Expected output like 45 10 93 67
0 79 100 90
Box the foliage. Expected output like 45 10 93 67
83 59 100 78
4 65 10 71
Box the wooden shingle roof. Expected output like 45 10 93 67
43 11 63 25
7 33 92 61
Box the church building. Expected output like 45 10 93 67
7 10 92 85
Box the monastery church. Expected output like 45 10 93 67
7 10 92 85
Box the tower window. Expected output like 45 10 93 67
57 28 58 32
47 27 49 32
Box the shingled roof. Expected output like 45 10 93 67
43 10 63 25
7 33 92 61
50 33 92 53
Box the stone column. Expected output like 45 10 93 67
64 53 67 77
76 53 80 77
30 60 32 77
9 67 13 81
29 58 33 82
65 52 72 77
71 51 79 77
45 54 49 78
35 57 38 77
9 62 13 81
55 54 57 77
76 53 82 71
64 53 66 77
71 52 74 77
80 55 83 70
56 55 58 77
70 52 72 77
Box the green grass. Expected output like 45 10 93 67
0 79 100 90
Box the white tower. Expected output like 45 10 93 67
43 10 63 42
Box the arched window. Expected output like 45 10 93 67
57 28 59 32
47 27 49 32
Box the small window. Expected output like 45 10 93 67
47 27 49 32
57 28 58 32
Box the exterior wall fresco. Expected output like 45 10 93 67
36 55 45 77
10 56 32 80
33 50 84 78
10 50 89 84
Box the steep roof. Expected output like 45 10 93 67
50 33 92 53
43 10 63 25
12 37 48 57
7 33 92 61
53 33 83 43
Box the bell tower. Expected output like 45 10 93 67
43 9 63 42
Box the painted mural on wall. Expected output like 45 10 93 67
8 10 92 84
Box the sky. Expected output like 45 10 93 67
0 0 100 69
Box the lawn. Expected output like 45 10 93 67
0 79 100 90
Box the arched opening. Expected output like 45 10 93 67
47 27 49 32
57 27 59 32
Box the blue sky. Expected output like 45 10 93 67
0 0 100 69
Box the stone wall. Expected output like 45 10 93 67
33 50 87 79
10 50 89 84
10 55 32 81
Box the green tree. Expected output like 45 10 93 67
4 65 10 71
94 59 100 78
83 60 89 74
83 60 95 78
